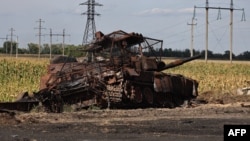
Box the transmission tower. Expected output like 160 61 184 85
35 19 46 58
80 0 102 45
7 28 17 57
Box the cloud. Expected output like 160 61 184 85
137 8 173 16
177 8 194 14
136 7 196 17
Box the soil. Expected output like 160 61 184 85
0 92 250 141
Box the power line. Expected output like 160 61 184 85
0 36 7 41
48 29 70 59
15 36 19 58
195 0 246 63
210 24 229 51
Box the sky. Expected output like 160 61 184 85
0 0 249 55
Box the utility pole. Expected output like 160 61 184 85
35 19 45 58
62 29 71 56
7 28 17 57
187 8 197 57
49 29 70 59
9 28 15 57
50 29 52 59
195 0 245 63
80 0 103 45
16 36 18 58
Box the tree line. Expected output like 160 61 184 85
0 41 249 60
145 48 250 60
0 41 85 57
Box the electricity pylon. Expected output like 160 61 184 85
80 0 102 45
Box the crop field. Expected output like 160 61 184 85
0 57 249 102
0 57 48 102
163 59 250 100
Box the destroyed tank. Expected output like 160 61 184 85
0 30 201 113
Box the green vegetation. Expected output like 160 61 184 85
0 57 48 102
0 57 249 102
0 42 86 57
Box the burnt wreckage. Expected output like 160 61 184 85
0 30 201 113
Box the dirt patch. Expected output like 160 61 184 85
198 91 250 104
0 94 250 141
0 111 20 125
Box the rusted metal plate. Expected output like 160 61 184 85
48 62 86 74
124 68 139 76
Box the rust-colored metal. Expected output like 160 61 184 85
0 30 201 113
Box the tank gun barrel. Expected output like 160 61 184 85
158 54 201 71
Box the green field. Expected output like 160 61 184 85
0 57 249 102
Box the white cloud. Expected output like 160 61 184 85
137 8 173 16
137 7 196 16
178 8 194 14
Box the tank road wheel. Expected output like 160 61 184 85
155 93 174 108
155 93 166 107
134 86 143 103
143 87 154 105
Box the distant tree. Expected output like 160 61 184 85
236 51 250 60
163 48 172 57
193 49 201 56
200 50 214 58
3 41 17 54
213 53 224 59
52 44 62 54
223 50 235 60
147 48 250 60
28 43 39 54
38 44 85 57
41 44 50 54
64 44 86 57
0 47 4 53
18 48 29 54
183 49 190 57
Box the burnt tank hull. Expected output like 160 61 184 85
0 30 201 113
